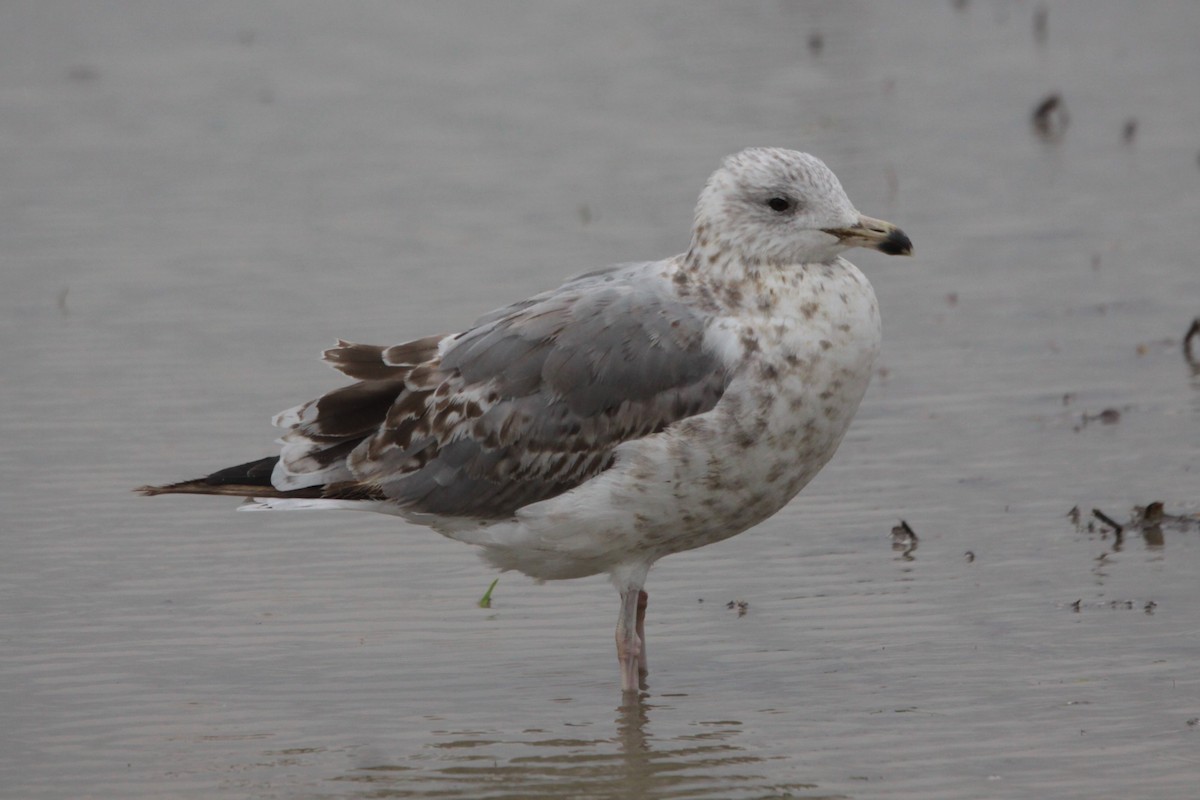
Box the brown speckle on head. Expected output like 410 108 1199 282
800 301 819 320
819 339 832 351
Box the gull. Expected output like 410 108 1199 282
139 147 912 692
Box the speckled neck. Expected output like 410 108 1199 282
683 221 764 283
679 227 841 316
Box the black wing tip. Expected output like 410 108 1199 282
135 456 283 498
133 479 274 498
201 456 280 486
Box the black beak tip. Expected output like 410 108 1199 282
876 228 913 256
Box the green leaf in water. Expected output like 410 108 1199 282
478 578 499 608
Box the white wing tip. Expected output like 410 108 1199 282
272 401 318 429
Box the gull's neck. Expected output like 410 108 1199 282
675 233 805 316
682 222 766 284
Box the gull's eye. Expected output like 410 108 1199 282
766 196 796 213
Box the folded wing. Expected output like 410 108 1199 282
274 264 731 518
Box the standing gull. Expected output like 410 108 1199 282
139 148 912 692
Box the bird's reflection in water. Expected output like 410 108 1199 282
330 693 821 799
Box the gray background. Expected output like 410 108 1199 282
3 2 1199 798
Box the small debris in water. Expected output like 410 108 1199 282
1131 501 1200 536
1067 505 1081 525
1069 598 1157 613
1091 508 1124 546
891 520 918 560
477 577 499 608
1121 117 1138 144
1139 501 1165 525
964 550 975 563
807 32 824 55
1079 408 1121 428
726 600 749 617
891 520 917 545
1183 318 1200 366
1032 93 1069 139
945 291 958 307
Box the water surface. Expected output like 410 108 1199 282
3 2 1199 798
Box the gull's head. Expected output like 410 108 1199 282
691 147 912 267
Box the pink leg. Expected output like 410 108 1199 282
613 564 651 692
635 590 649 675
616 586 648 692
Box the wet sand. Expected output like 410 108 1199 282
2 2 1199 797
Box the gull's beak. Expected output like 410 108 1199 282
822 215 913 256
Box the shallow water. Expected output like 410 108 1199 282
3 2 1199 798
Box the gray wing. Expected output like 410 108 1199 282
276 264 730 518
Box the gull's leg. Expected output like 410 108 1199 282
635 590 649 676
613 563 651 692
616 585 642 693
